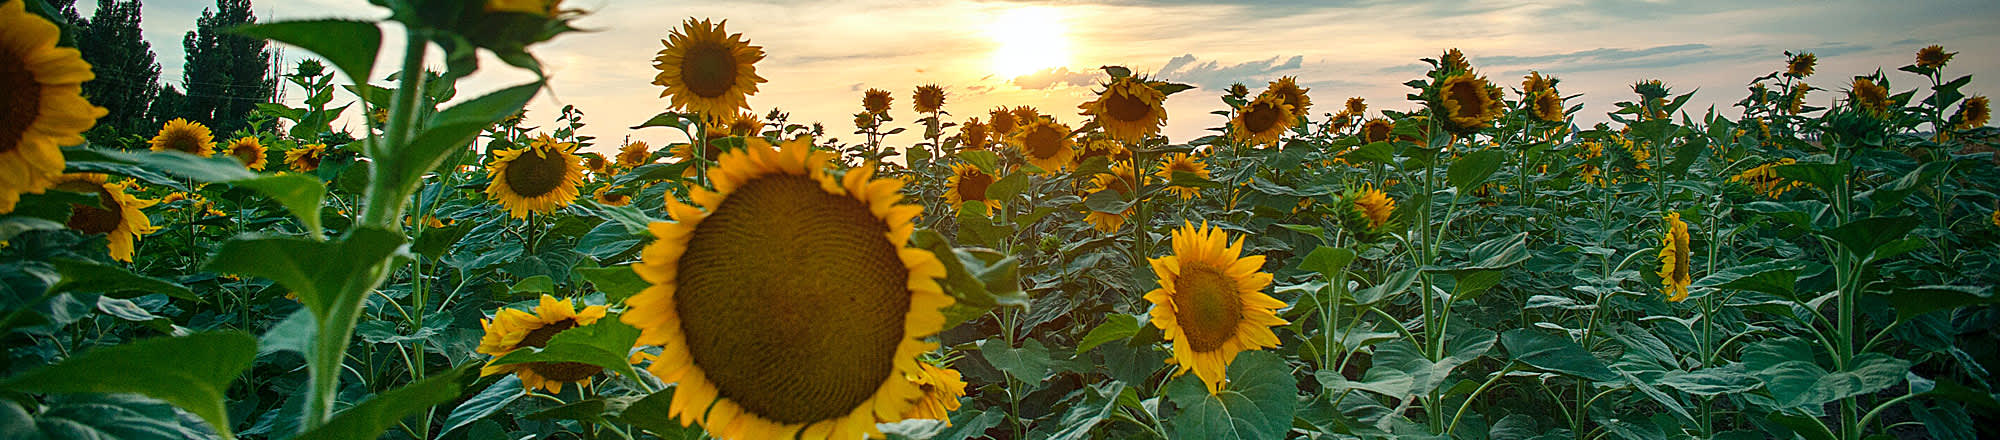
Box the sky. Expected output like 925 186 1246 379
88 0 2000 155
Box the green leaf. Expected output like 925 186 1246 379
1165 351 1298 439
1371 329 1494 396
618 389 707 440
1768 412 1836 440
1345 142 1395 165
230 174 329 237
258 309 314 357
49 258 200 303
1659 366 1762 396
1047 382 1126 440
204 228 408 321
1817 215 1921 259
0 217 63 243
509 275 555 294
1500 329 1617 382
488 317 643 383
295 365 475 440
1427 232 1529 275
394 82 543 190
234 20 381 83
1774 160 1851 198
1447 149 1507 194
1083 189 1133 214
591 203 659 236
979 338 1053 381
986 171 1028 202
1076 313 1140 354
958 150 999 173
1299 246 1356 280
1882 285 1998 322
630 111 697 131
65 148 327 237
1691 259 1804 299
1 394 210 440
440 376 525 438
577 265 648 302
1316 368 1414 399
0 331 256 439
912 230 1027 328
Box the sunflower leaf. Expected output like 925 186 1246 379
49 258 201 303
1500 329 1617 382
62 148 328 238
1447 149 1507 195
1165 351 1298 440
487 317 643 384
1076 313 1141 355
0 331 255 439
294 365 475 440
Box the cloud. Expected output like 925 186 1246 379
1010 67 1099 89
1156 53 1304 91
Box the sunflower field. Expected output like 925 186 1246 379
5 1 2000 439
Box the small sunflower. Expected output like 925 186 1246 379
1657 212 1692 302
1 0 107 214
1010 106 1042 126
1784 84 1809 114
1344 96 1365 116
1785 52 1816 78
1265 76 1312 120
285 143 328 172
1361 118 1395 144
898 360 966 425
987 107 1019 135
1954 96 1989 130
1992 210 1999 229
1231 93 1294 148
594 185 632 207
725 112 764 138
1156 153 1209 201
584 154 614 176
1080 76 1168 143
1440 48 1471 73
1226 83 1250 98
1012 118 1075 173
148 118 214 157
479 295 611 393
958 118 990 150
1530 90 1565 122
1353 183 1395 229
862 88 893 115
51 173 157 262
1523 71 1553 95
618 141 654 168
485 134 586 218
1436 73 1503 134
1916 45 1954 69
224 137 267 170
946 163 1002 216
913 84 946 114
654 18 766 116
621 136 951 440
1075 136 1129 164
1729 158 1804 198
1084 161 1138 234
1850 78 1890 115
1143 222 1286 394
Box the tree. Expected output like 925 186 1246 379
76 0 162 135
180 0 272 134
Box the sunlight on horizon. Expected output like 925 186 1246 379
985 6 1072 79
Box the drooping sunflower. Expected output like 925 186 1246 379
485 134 586 218
1435 73 1503 134
913 84 946 114
898 360 966 425
862 88 892 115
1156 153 1208 201
1916 45 1954 70
618 141 654 168
285 143 328 172
1080 76 1168 143
957 118 990 150
478 295 611 393
1784 84 1809 114
987 107 1019 135
1530 89 1565 122
1231 93 1293 148
653 18 766 116
224 137 267 170
1 0 107 214
1785 52 1816 78
1143 222 1286 394
594 185 632 207
148 118 214 157
1361 118 1395 144
1084 161 1138 233
1265 76 1312 121
51 173 157 262
1657 212 1692 302
1850 78 1890 115
621 136 951 440
1953 96 1989 130
1012 118 1075 173
1728 158 1804 198
946 163 1002 216
1353 183 1395 229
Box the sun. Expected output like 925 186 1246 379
986 6 1071 78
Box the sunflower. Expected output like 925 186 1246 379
1 0 106 215
224 137 267 170
1850 78 1890 115
913 84 946 114
285 143 327 172
1353 183 1395 229
1361 118 1395 144
584 154 614 177
1729 158 1804 198
946 163 1001 216
1954 96 1989 130
987 107 1019 135
1576 141 1607 186
957 118 989 150
1156 153 1208 201
1075 136 1129 164
862 88 892 115
1657 212 1692 302
1530 89 1565 122
148 118 214 157
51 173 157 262
1226 83 1250 98
898 360 966 425
485 134 586 218
621 136 951 440
1785 52 1816 78
1992 210 1999 229
1012 118 1075 173
1523 71 1553 95
1080 76 1168 143
1916 45 1954 69
725 112 764 138
672 141 725 178
1231 93 1293 148
594 185 632 206
1440 48 1471 72
478 295 611 393
1084 161 1138 233
1436 73 1502 134
1784 84 1809 115
653 18 766 116
1265 76 1312 120
1143 222 1286 394
618 141 654 168
1344 97 1365 116
1010 106 1042 126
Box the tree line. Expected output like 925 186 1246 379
47 0 275 144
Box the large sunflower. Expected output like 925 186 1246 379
485 134 586 218
1084 161 1138 233
1530 89 1564 122
1 0 106 214
1657 212 1692 302
1266 76 1312 119
1156 153 1208 201
913 84 946 114
1232 93 1293 148
51 173 157 262
285 143 327 172
618 141 654 168
1012 118 1075 174
1143 222 1286 394
621 136 952 440
479 295 611 393
148 118 214 157
899 360 966 425
224 137 267 170
1435 73 1503 134
1080 76 1168 143
946 162 1001 216
862 88 892 115
653 18 765 116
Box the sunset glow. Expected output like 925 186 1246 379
985 6 1072 79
